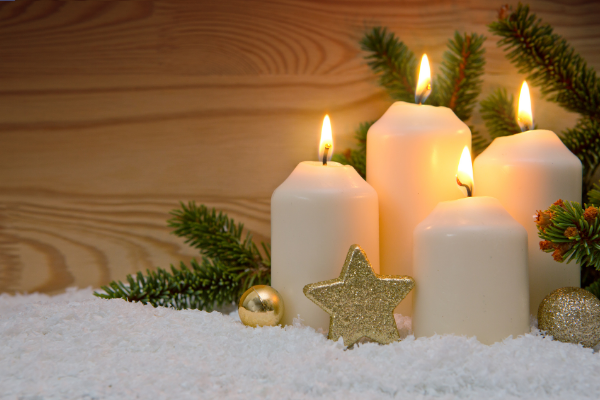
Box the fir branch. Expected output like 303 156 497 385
96 258 244 311
361 27 417 102
489 4 600 121
536 199 600 270
480 88 521 141
585 278 600 299
332 121 373 178
168 202 270 273
470 126 489 156
332 151 366 179
354 29 486 161
95 203 271 310
436 32 486 121
561 118 600 194
587 182 600 208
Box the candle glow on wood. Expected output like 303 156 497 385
517 81 534 131
319 115 333 164
415 54 432 104
456 146 474 197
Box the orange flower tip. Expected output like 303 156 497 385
553 199 566 208
498 4 511 20
539 240 554 251
584 206 598 222
552 250 563 262
535 210 553 231
564 227 578 238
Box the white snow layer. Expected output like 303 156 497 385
1 288 600 400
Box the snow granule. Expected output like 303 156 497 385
1 288 600 399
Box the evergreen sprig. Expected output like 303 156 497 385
332 121 373 178
436 32 487 121
168 202 270 274
535 198 600 296
360 27 417 103
339 28 486 171
587 182 600 207
536 199 600 270
585 278 600 299
561 118 600 191
489 3 600 120
96 259 241 311
479 88 521 142
489 3 600 194
95 203 270 310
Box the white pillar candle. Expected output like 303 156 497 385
473 81 582 315
366 55 471 316
271 116 379 330
366 102 470 315
413 196 530 344
473 129 582 315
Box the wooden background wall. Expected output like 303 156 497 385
1 0 600 294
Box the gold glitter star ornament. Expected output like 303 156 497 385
303 244 415 347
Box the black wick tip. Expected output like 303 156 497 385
322 144 331 166
456 176 473 197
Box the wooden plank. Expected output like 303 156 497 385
0 192 271 294
1 0 600 293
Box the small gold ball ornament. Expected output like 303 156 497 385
538 287 600 348
238 285 284 327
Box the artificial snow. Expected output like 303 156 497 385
1 288 600 399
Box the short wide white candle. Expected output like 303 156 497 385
271 161 379 330
474 130 582 314
413 197 530 345
367 102 471 315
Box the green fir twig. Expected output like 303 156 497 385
489 3 600 195
338 28 486 171
536 199 600 270
561 118 600 193
331 121 373 178
436 32 487 120
489 3 600 120
360 27 417 103
479 88 521 141
95 203 270 310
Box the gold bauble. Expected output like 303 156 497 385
538 287 600 348
238 285 284 327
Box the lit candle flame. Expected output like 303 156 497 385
456 146 473 197
319 115 333 165
517 81 534 131
415 54 432 104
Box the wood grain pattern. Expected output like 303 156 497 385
1 0 600 293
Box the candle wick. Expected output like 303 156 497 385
456 176 473 197
518 118 534 132
323 144 331 166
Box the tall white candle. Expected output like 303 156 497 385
474 130 582 314
366 56 471 316
473 82 582 315
271 116 379 330
413 196 530 344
